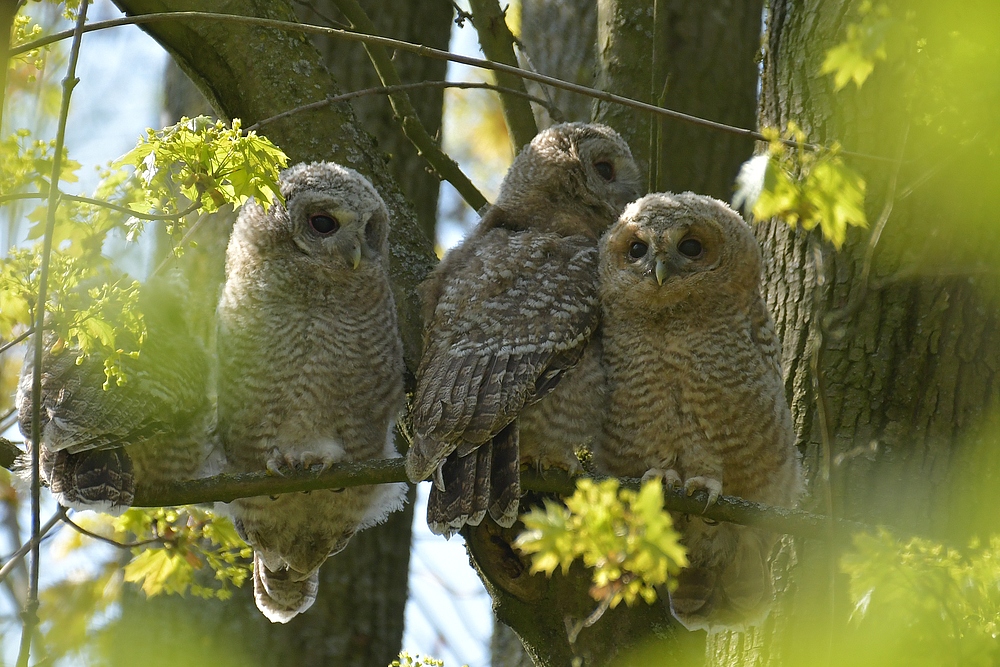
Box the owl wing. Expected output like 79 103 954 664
407 226 600 482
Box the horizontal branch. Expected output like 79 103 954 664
0 192 200 221
128 456 868 541
246 80 563 133
9 11 896 163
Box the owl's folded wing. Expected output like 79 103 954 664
406 227 600 483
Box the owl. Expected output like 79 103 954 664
406 122 641 536
217 161 407 623
15 276 212 515
595 192 802 632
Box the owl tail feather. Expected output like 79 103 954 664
19 448 135 516
669 528 774 632
425 423 520 537
252 552 319 624
426 444 491 537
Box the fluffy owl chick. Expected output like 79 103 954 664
16 277 212 515
596 193 802 632
408 123 640 536
217 162 406 623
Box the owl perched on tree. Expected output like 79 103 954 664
407 123 641 536
596 193 802 632
16 276 212 515
217 162 407 624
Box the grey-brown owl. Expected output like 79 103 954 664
596 192 802 632
407 123 641 536
217 162 406 624
16 276 211 515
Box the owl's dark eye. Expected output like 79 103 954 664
628 240 648 259
594 161 615 181
309 214 339 235
678 237 703 258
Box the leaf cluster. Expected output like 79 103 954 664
514 478 688 609
115 507 252 601
736 123 868 250
820 1 893 90
117 116 287 243
841 529 1000 667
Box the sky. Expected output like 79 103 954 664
3 1 496 665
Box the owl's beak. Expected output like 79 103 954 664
655 258 668 285
339 238 363 270
350 242 362 270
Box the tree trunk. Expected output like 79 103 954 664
519 0 598 127
106 2 442 664
295 0 452 243
710 1 1000 664
593 0 763 200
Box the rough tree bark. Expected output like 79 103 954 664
709 1 1000 664
593 0 764 200
519 0 597 126
103 2 442 665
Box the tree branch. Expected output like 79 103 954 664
9 11 899 163
246 80 563 133
0 192 202 221
125 458 872 541
329 0 488 211
20 4 89 665
467 0 538 152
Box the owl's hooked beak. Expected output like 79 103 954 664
655 258 668 286
337 235 363 270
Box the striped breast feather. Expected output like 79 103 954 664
407 228 600 483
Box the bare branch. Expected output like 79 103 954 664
0 329 32 356
59 512 164 549
0 509 65 588
330 0 488 211
20 5 89 665
467 0 538 152
246 81 563 133
9 12 898 163
126 458 871 541
0 192 202 221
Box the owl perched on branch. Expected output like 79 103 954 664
217 162 407 623
596 193 802 632
407 123 640 536
16 277 212 515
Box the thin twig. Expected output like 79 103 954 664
467 0 537 151
0 192 201 222
20 4 89 666
824 126 910 332
60 512 164 549
9 12 899 163
0 509 65 588
246 81 561 133
0 329 32 356
331 0 488 210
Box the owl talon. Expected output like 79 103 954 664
683 476 722 509
642 467 682 490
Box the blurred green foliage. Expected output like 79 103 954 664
820 2 893 90
390 652 465 667
839 530 1000 667
737 123 868 250
515 478 688 610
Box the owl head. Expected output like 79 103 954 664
229 162 390 279
599 192 763 315
494 122 642 238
